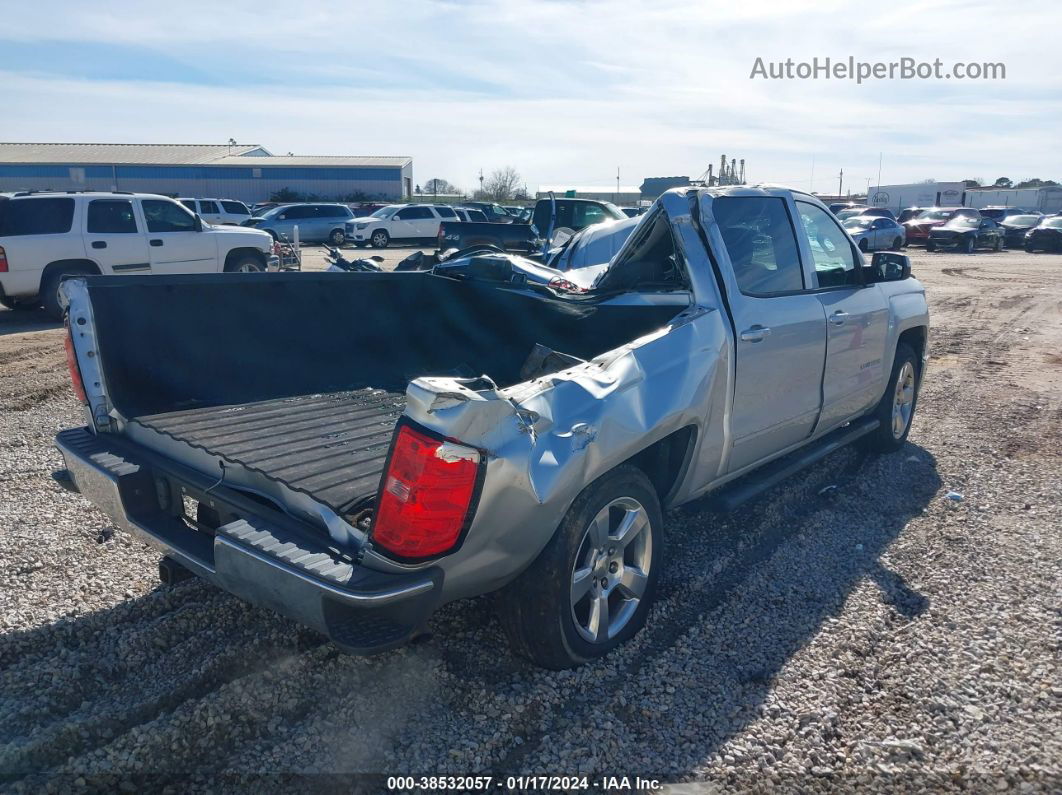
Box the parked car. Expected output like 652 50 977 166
999 213 1044 248
346 204 457 248
54 186 927 669
250 202 283 216
855 208 896 221
1024 216 1062 252
244 203 355 245
842 216 906 251
835 206 870 221
178 198 251 226
896 207 927 224
828 202 861 215
0 191 275 318
927 216 1004 252
439 198 627 253
454 207 488 223
903 207 980 245
977 206 1031 223
461 201 515 223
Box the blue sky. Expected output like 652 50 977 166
1 0 1059 194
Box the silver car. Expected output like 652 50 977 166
246 203 355 245
842 215 906 252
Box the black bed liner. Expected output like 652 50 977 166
131 389 405 513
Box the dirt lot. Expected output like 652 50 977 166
0 249 1059 791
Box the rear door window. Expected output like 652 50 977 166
180 200 196 211
198 200 221 215
714 196 804 295
0 198 75 236
220 201 249 215
141 199 198 233
87 200 139 234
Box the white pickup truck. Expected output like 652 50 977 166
0 191 276 318
54 186 929 668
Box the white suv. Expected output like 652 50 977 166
0 191 276 318
346 204 458 248
178 198 252 226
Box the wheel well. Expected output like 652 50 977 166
625 425 697 504
41 259 100 290
898 326 927 372
224 247 266 268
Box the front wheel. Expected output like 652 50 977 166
329 229 346 246
498 465 662 669
861 342 920 453
224 256 264 273
964 236 976 254
994 237 1004 251
858 238 869 252
891 237 903 251
370 229 390 248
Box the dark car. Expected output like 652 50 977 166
828 202 861 215
904 207 980 245
462 201 515 223
897 207 927 224
1024 216 1062 252
978 206 1031 223
927 216 1004 253
999 213 1044 248
454 207 489 222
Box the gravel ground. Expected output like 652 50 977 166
0 249 1059 792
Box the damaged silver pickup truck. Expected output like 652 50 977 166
54 186 928 669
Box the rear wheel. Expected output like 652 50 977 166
861 342 920 453
40 266 93 321
498 465 662 669
891 237 903 251
858 238 869 252
370 229 390 248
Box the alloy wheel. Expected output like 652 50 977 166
891 361 916 439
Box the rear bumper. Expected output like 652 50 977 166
54 427 442 653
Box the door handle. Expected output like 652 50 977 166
829 310 849 326
150 239 163 247
91 241 107 249
739 325 772 342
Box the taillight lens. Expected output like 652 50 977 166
0 245 8 272
372 423 481 560
63 320 87 404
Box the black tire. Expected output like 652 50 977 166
353 241 369 248
995 237 1004 251
370 229 390 249
224 255 264 273
40 267 90 321
891 237 903 251
926 242 936 252
858 238 869 252
861 342 920 453
1025 243 1035 253
964 236 976 254
498 464 662 669
329 228 346 246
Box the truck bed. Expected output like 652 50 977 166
130 388 405 513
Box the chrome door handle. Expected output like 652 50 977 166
829 310 849 326
740 325 772 342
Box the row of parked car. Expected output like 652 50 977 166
827 202 1062 253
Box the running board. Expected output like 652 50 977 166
706 417 879 512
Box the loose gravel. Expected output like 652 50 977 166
0 249 1059 792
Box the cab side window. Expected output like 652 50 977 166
795 201 860 288
713 196 803 296
87 200 138 234
141 200 197 233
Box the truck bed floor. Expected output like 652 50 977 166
130 389 406 513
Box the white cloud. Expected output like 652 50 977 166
2 0 1059 193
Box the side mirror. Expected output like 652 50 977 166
868 252 911 282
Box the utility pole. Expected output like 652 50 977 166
616 166 620 204
876 152 883 192
478 168 484 197
810 156 815 192
837 168 843 199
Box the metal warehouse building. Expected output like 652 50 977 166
0 143 413 203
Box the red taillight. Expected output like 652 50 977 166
0 245 8 272
371 424 481 560
63 321 87 404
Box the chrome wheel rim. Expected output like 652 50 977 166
331 231 344 244
237 262 258 272
570 497 652 644
891 361 916 439
372 232 387 246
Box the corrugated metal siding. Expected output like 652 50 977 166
0 164 406 202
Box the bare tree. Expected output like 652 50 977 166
424 178 458 194
482 166 522 201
